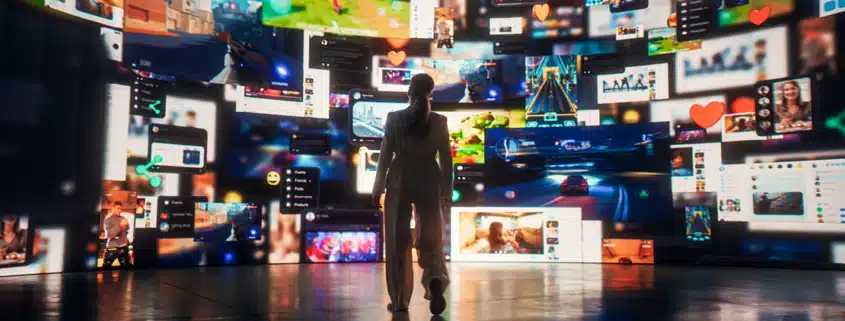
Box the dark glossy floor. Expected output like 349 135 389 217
2 263 845 321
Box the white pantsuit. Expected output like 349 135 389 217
373 107 452 310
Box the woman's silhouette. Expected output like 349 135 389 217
372 73 451 315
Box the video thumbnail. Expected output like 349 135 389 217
674 192 717 243
269 202 301 264
355 148 381 194
588 0 672 37
44 0 124 28
124 0 305 86
0 215 28 267
755 77 815 135
450 207 592 262
438 109 526 164
674 26 788 94
434 7 456 48
261 0 417 38
595 63 669 104
483 123 673 236
649 95 726 144
718 0 793 27
0 228 66 277
647 27 702 57
602 239 654 264
350 101 407 139
304 231 380 263
525 55 578 118
752 192 804 216
194 202 262 242
99 190 138 268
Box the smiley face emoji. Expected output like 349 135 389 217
266 171 281 186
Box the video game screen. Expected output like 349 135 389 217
225 113 348 181
438 108 526 164
193 202 262 242
483 123 673 236
372 57 507 104
261 0 432 38
525 55 579 124
123 0 305 87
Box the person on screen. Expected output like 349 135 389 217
372 73 451 315
671 152 692 177
0 215 27 263
775 80 812 129
103 202 132 268
487 222 519 254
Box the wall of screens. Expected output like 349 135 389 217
2 0 845 277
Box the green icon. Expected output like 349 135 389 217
451 190 461 202
148 100 162 115
826 109 845 137
640 190 649 198
135 154 164 188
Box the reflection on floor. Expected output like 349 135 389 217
1 263 845 320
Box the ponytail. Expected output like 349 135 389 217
406 73 435 136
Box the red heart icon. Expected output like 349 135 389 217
748 7 771 26
731 96 756 114
689 101 726 129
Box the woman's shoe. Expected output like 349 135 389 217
387 303 409 313
428 279 446 315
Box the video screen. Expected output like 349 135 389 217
194 202 262 242
300 208 382 263
261 0 432 38
235 84 327 119
718 0 793 27
225 113 348 181
525 55 578 125
669 143 721 193
329 93 350 108
755 77 815 135
674 26 789 94
99 190 138 268
304 231 380 263
602 239 654 264
674 192 716 243
649 95 725 144
371 57 505 104
0 215 28 267
124 94 219 163
438 109 527 164
588 0 672 37
349 91 408 140
483 123 673 236
594 63 670 104
0 228 66 277
647 27 702 57
450 207 597 262
355 148 381 194
434 7 456 48
719 155 845 231
44 0 124 28
269 202 301 264
124 1 305 86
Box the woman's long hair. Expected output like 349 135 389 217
487 221 504 251
779 80 803 108
406 73 435 136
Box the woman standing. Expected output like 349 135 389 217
372 73 451 315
